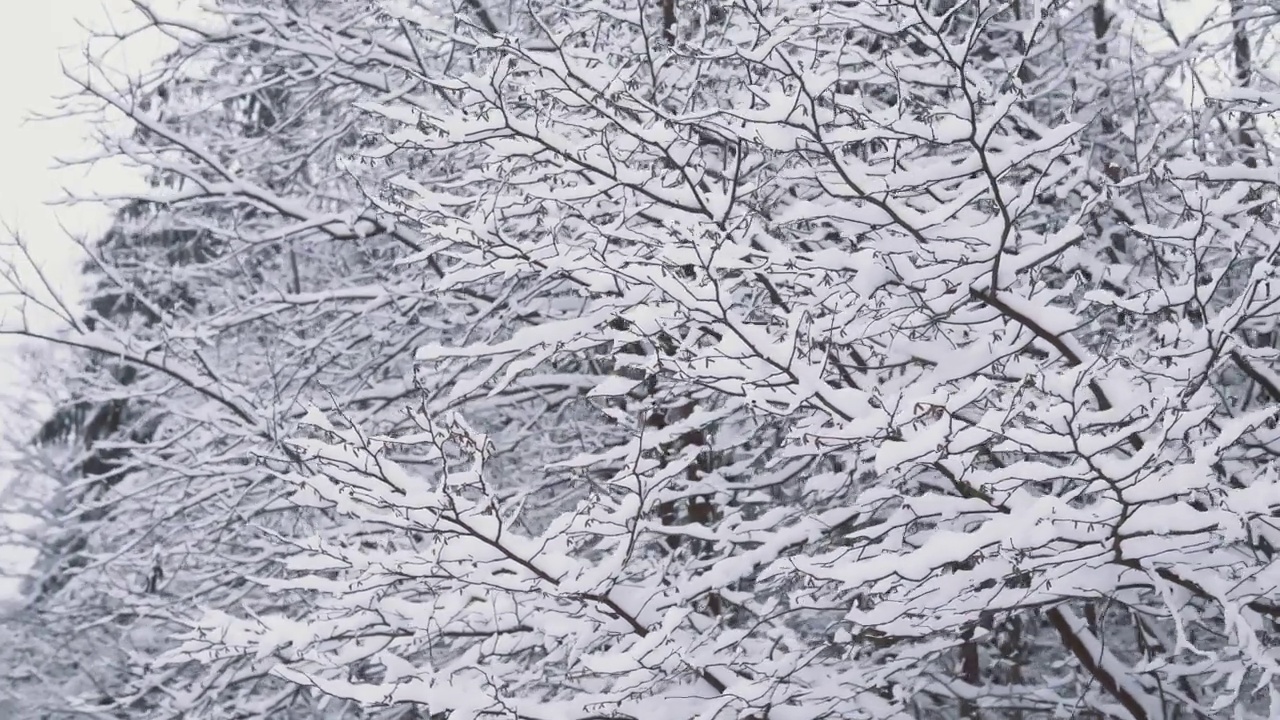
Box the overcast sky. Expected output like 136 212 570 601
1 3 125 281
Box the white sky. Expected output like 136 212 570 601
0 3 128 285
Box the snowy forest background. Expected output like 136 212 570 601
0 0 1278 717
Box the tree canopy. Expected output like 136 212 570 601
3 0 1280 718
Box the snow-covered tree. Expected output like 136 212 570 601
0 0 616 715
190 0 1280 717
5 0 1280 718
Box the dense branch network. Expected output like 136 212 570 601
2 0 1280 719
